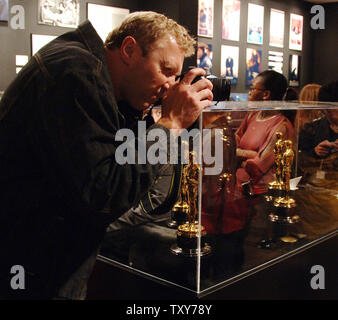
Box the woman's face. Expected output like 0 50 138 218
248 76 269 101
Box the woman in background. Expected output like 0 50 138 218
299 81 338 158
299 83 321 102
295 81 338 238
236 70 295 194
297 83 322 131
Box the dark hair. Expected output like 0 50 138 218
282 88 298 123
318 80 338 102
283 87 299 101
257 70 287 100
258 70 295 123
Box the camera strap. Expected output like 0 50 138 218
140 164 183 215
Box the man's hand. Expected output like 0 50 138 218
157 68 213 131
314 140 332 157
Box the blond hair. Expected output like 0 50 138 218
299 83 322 102
297 83 323 129
104 11 196 57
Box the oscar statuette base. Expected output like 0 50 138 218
167 206 189 228
265 182 283 202
269 205 300 225
170 222 212 257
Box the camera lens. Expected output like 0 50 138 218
177 68 232 102
207 76 231 102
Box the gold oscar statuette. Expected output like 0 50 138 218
269 131 284 190
274 140 296 208
265 132 285 202
269 140 300 225
170 151 211 257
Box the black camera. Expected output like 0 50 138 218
205 75 231 102
176 69 231 102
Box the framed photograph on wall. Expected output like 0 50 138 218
222 0 240 41
38 0 80 28
0 0 9 22
15 55 29 74
246 48 262 85
197 42 213 75
247 3 264 45
198 0 214 38
289 13 303 51
289 54 301 87
268 51 283 74
31 34 57 56
221 45 239 85
87 3 129 42
270 9 284 48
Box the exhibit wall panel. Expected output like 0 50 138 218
1 1 336 93
311 3 338 85
0 0 198 91
0 0 137 91
197 0 315 93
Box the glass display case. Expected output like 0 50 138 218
98 101 338 297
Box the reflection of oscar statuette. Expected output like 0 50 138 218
167 165 189 228
269 140 300 225
170 151 211 257
168 141 189 228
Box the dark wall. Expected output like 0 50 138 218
0 0 197 91
198 0 315 93
311 3 338 86
1 1 336 92
133 0 198 70
0 0 137 90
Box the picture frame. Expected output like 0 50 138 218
0 0 8 22
289 54 301 87
270 9 285 48
87 3 130 42
268 51 283 74
197 42 213 75
38 0 80 28
247 3 264 45
222 0 240 41
16 55 29 67
289 13 303 51
246 48 262 85
31 34 57 56
221 45 239 85
198 0 214 38
15 55 29 75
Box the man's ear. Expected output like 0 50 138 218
120 36 139 65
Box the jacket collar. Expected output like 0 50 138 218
75 20 145 127
76 20 106 63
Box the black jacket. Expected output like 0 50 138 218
299 117 338 158
0 21 170 299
